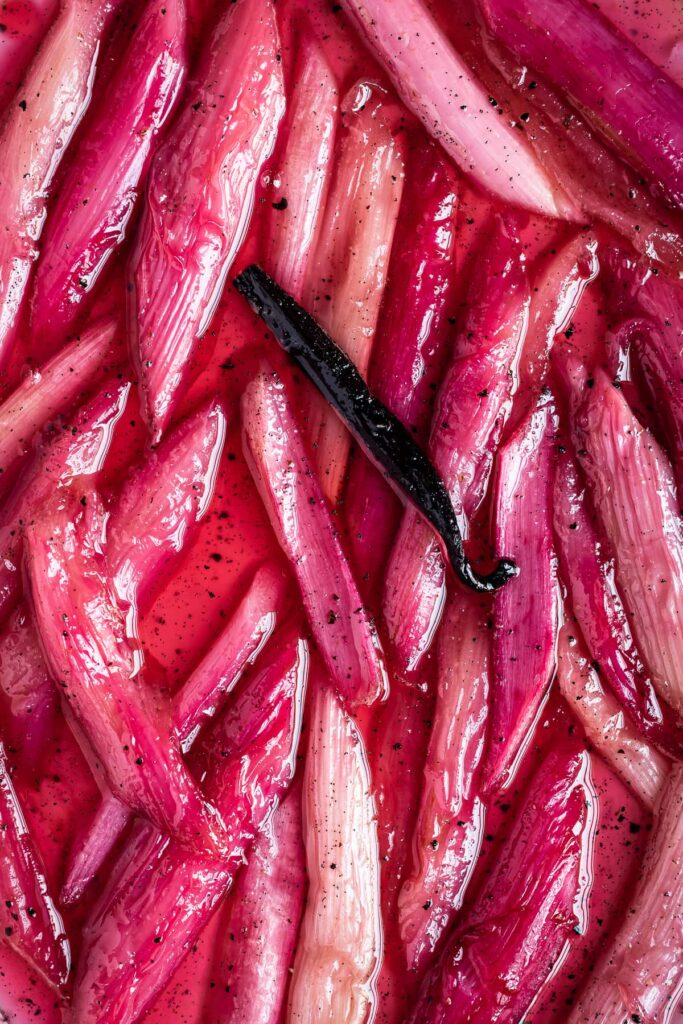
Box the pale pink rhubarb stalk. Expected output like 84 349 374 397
410 745 596 1024
25 489 227 856
343 0 575 217
0 317 119 480
398 593 489 973
553 448 676 752
557 624 667 811
204 782 305 1024
72 634 308 1024
345 146 459 594
107 395 227 624
569 363 683 722
0 610 54 766
264 27 339 302
0 743 69 989
0 0 119 366
61 561 285 903
0 0 58 110
286 679 382 1024
485 393 559 791
0 380 129 626
383 216 529 676
568 763 683 1024
31 0 188 347
481 0 683 207
242 366 388 706
304 78 405 503
128 0 285 440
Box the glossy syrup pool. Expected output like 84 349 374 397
1 0 682 1019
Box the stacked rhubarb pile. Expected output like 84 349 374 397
0 0 681 1021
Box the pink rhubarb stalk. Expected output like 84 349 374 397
264 27 339 302
204 782 305 1024
304 77 405 503
61 560 286 903
343 0 575 217
72 633 308 1024
25 489 227 855
410 745 596 1024
557 624 667 811
481 0 683 207
553 448 676 752
0 380 129 626
568 763 683 1023
0 0 118 366
31 0 188 347
0 610 55 766
107 395 227 622
383 216 529 676
0 317 119 480
568 363 683 722
242 366 388 706
0 743 69 989
398 593 489 973
128 0 285 440
286 679 382 1024
485 393 559 791
345 146 459 594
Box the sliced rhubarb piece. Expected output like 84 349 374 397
173 560 287 749
343 0 575 217
303 78 405 502
0 610 55 766
72 634 308 1024
25 489 227 856
481 0 683 206
568 763 683 1023
31 0 187 347
241 365 388 706
410 745 596 1024
0 743 69 988
204 782 305 1024
0 318 119 481
61 561 284 903
0 380 129 626
557 624 667 811
107 395 227 619
264 26 338 302
553 448 677 752
0 0 119 366
480 34 683 272
568 364 683 722
287 679 382 1024
398 593 490 972
512 231 599 426
0 0 58 110
382 216 529 673
485 393 559 791
344 147 459 593
128 0 285 440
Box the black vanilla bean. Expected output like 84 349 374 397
234 264 518 594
